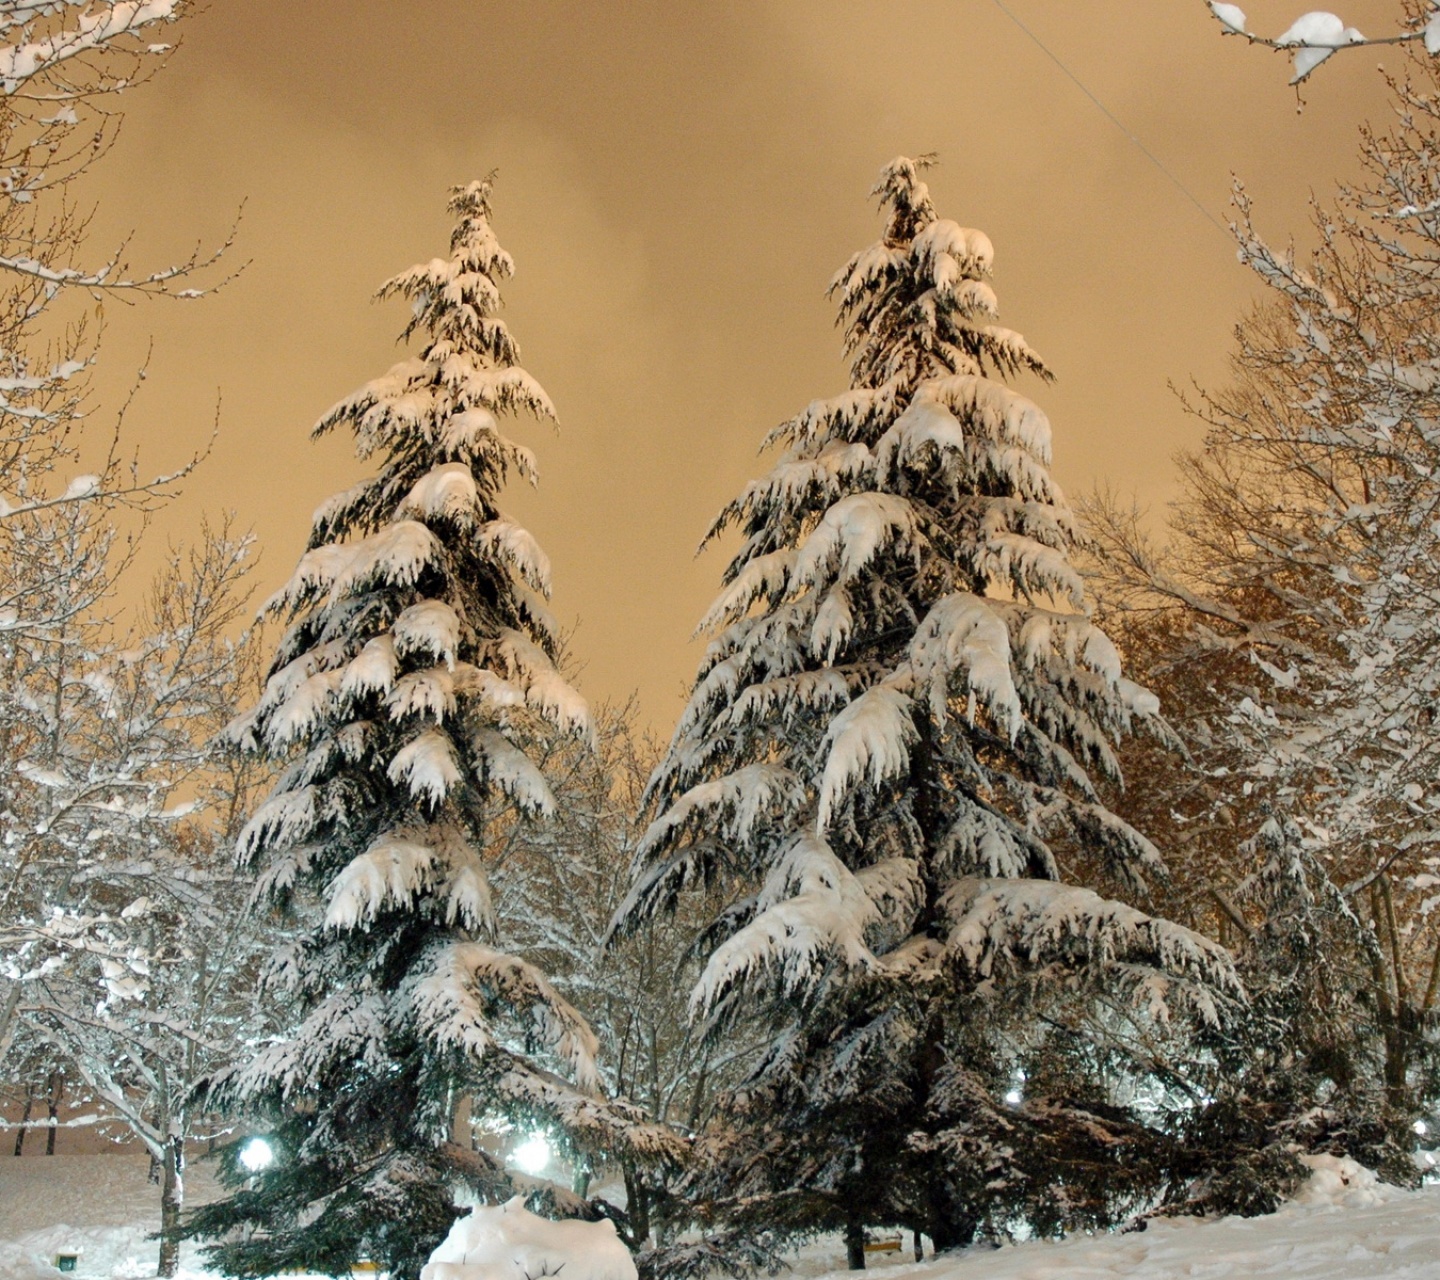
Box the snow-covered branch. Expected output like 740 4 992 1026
0 1 239 538
1206 1 1439 84
0 2 185 96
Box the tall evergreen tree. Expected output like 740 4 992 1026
614 157 1237 1258
188 179 678 1280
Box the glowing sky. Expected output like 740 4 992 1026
88 0 1402 725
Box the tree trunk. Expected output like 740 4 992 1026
622 1160 650 1247
1370 881 1414 1120
158 1133 184 1278
912 1232 923 1262
844 1216 866 1271
0 981 21 1068
1381 1006 1413 1119
572 1159 591 1198
450 1091 472 1149
926 1204 977 1255
44 1072 62 1155
1422 931 1440 1014
12 1084 33 1157
684 1053 710 1131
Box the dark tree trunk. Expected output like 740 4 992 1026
0 982 20 1067
13 1084 33 1157
912 1232 924 1262
622 1160 650 1247
684 1055 710 1131
158 1134 184 1278
44 1072 62 1155
1370 879 1415 1123
926 1201 977 1255
572 1163 591 1198
844 1217 866 1271
1382 1014 1411 1114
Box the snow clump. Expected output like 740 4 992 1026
420 1198 636 1280
1292 1153 1389 1210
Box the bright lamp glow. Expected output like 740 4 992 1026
1417 1120 1430 1136
239 1137 274 1172
512 1134 551 1175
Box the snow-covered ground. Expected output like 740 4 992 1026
794 1159 1440 1280
0 1155 224 1280
1 1154 1437 1280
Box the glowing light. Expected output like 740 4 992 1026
239 1137 274 1172
1416 1120 1430 1136
1004 1089 1022 1106
512 1134 552 1175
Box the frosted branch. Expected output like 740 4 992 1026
0 2 185 96
1205 2 1438 84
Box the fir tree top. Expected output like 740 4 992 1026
617 156 1235 1030
837 154 1045 390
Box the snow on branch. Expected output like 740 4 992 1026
471 726 556 817
941 877 1241 1021
816 681 917 829
1205 2 1439 84
0 2 185 95
697 549 796 634
387 728 463 805
910 592 1022 734
689 833 916 1013
490 1073 686 1165
633 763 806 865
791 492 922 589
490 628 591 738
413 941 601 1092
324 830 442 929
0 228 239 297
272 521 444 610
393 599 461 667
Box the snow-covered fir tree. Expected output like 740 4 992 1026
614 157 1238 1260
187 179 679 1280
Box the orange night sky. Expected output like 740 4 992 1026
84 0 1403 726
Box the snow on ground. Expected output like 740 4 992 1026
786 1157 1440 1280
0 1153 1437 1280
0 1155 223 1280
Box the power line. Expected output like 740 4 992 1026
989 0 1234 244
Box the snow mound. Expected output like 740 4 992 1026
1292 1153 1389 1209
420 1198 635 1280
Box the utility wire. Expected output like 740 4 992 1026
989 0 1234 244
